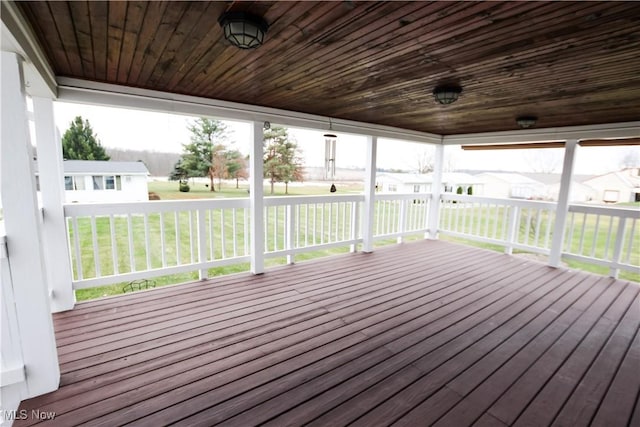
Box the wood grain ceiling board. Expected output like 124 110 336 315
17 1 640 135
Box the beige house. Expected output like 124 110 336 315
582 168 640 203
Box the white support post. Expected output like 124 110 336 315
397 199 407 244
610 217 627 279
350 201 359 253
549 139 578 267
250 121 265 274
505 205 520 255
428 144 444 239
286 204 295 264
1 51 60 397
197 208 208 280
362 135 377 253
32 96 75 312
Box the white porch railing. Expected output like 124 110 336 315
439 194 557 255
64 199 251 289
438 193 639 278
263 195 363 262
373 193 432 242
564 204 639 277
1 232 27 415
63 193 638 291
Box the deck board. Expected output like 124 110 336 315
16 240 639 426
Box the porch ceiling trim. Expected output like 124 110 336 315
56 77 443 145
0 1 56 97
442 122 640 146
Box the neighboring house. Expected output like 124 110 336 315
376 173 431 193
476 172 546 199
376 172 481 194
55 160 149 203
582 168 640 203
522 172 596 202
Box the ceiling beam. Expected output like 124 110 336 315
56 78 443 145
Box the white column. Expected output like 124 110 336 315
549 139 578 267
32 96 75 312
428 144 444 239
361 135 377 253
249 121 264 274
1 51 60 397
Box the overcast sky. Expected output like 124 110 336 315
52 101 632 175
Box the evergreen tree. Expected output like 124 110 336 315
263 126 304 194
61 116 110 160
180 118 228 191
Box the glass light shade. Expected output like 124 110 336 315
219 12 268 49
433 85 462 105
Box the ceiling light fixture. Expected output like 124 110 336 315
516 116 537 129
218 12 268 49
433 85 462 105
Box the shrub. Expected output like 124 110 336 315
179 182 190 192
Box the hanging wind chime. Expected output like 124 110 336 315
324 119 337 192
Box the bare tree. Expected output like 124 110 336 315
415 148 434 174
619 148 640 169
524 149 563 173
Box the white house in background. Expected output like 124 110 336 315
61 160 149 203
582 168 640 203
376 172 481 194
476 172 546 199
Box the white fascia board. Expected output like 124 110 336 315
1 1 57 97
56 77 443 145
443 122 640 145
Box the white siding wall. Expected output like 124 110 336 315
64 174 149 203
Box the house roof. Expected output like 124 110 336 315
582 168 640 189
12 1 640 136
476 172 544 185
62 160 149 175
378 172 479 184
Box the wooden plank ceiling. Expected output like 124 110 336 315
17 1 640 135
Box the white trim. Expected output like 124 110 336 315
33 96 75 312
250 121 265 274
442 122 640 145
56 77 443 144
362 135 378 253
0 365 26 387
550 140 578 267
71 256 251 290
1 1 57 97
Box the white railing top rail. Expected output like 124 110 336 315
64 198 250 216
568 203 639 218
263 194 364 206
375 192 432 201
441 193 558 210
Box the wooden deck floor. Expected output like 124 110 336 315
17 240 640 427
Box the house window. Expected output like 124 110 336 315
388 184 397 192
66 176 86 191
74 177 85 190
105 176 115 190
413 184 421 193
92 175 121 190
92 176 104 190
